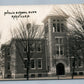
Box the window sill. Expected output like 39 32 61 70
38 68 42 69
30 68 36 70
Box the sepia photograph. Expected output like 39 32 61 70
0 4 84 80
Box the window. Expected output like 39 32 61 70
56 38 59 44
52 19 65 33
61 23 64 32
55 38 63 44
53 23 56 32
36 42 42 52
57 19 59 22
30 59 35 69
31 74 35 78
24 74 27 78
60 45 64 55
57 23 60 32
23 41 27 52
7 51 10 55
37 59 42 69
79 72 83 75
60 38 63 44
56 45 64 56
38 74 42 77
48 66 50 72
75 58 77 68
30 43 35 52
78 57 83 67
73 72 77 75
55 38 64 56
7 75 11 78
45 25 48 33
56 46 59 55
53 19 56 22
24 46 27 52
29 41 42 52
7 55 11 60
24 59 27 68
8 62 10 70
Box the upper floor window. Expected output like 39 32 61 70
30 43 35 52
56 46 59 55
24 46 27 52
55 38 63 44
55 37 64 56
53 23 56 32
53 19 65 33
60 45 64 55
56 45 64 56
57 23 60 32
61 23 64 32
36 42 42 52
56 38 59 44
23 41 42 52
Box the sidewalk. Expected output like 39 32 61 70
0 76 84 80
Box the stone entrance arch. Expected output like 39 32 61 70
56 63 65 75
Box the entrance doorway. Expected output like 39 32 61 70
56 63 65 75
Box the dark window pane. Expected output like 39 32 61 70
7 75 11 78
38 74 42 77
24 46 27 52
60 51 63 55
57 51 59 55
57 19 59 22
36 42 41 51
79 72 83 75
45 25 48 33
8 62 10 70
24 60 27 68
73 72 77 75
60 38 63 44
38 59 42 68
53 19 56 21
31 60 35 68
30 43 35 51
31 74 35 78
57 23 60 32
56 38 59 44
24 74 27 78
60 46 64 55
78 58 82 66
61 23 64 32
56 46 59 55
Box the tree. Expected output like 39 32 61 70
52 4 84 79
65 4 84 79
10 20 44 80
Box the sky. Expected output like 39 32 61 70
0 0 84 44
0 5 53 44
0 4 84 44
0 0 84 5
